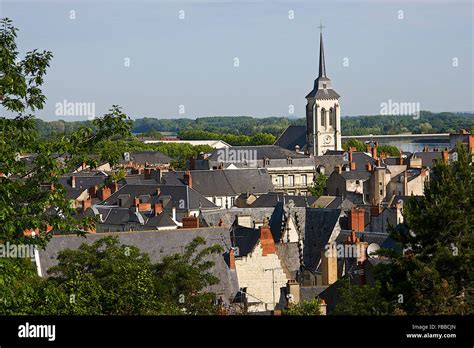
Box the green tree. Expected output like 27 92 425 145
152 236 224 315
377 143 473 315
333 280 392 315
342 139 366 152
0 236 225 315
284 298 322 315
0 18 131 247
308 174 328 196
335 144 473 315
141 129 162 139
377 144 401 157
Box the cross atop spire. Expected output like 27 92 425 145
318 23 327 78
318 20 325 34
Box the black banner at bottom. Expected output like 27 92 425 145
0 315 472 346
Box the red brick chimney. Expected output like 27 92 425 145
153 202 163 216
98 186 111 201
349 207 365 232
89 185 97 198
371 143 378 159
468 135 474 153
442 148 449 164
182 215 199 229
108 182 119 193
350 161 356 171
229 248 235 270
398 150 403 165
260 223 276 256
184 170 193 188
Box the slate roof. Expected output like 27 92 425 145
200 207 276 227
274 126 307 152
391 168 422 183
306 88 340 100
303 208 341 271
58 173 108 191
230 225 260 257
98 184 217 210
65 189 87 200
311 196 340 208
340 171 372 181
411 151 442 167
336 230 389 246
314 154 345 175
276 243 301 279
162 169 274 196
37 228 239 303
250 192 317 208
383 156 408 166
90 206 178 230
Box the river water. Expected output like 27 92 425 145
385 141 450 153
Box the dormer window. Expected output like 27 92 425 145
287 157 293 165
323 83 327 89
264 157 270 166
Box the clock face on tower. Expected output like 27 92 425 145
324 135 332 144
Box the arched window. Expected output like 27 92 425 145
329 108 334 127
320 108 326 127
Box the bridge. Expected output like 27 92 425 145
341 133 450 143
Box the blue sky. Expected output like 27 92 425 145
1 0 473 120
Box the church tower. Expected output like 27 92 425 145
306 28 342 156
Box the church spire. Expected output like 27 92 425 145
318 22 326 78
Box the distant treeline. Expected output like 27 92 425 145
35 111 474 139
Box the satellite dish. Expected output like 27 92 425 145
343 152 349 161
397 199 404 206
123 152 130 161
367 243 380 258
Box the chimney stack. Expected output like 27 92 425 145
97 186 111 201
371 143 378 159
259 222 276 256
182 215 200 229
349 207 365 232
442 148 449 164
229 248 235 270
348 147 354 162
398 150 404 165
153 202 163 216
321 242 338 285
184 170 193 188
350 161 356 171
286 279 301 306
